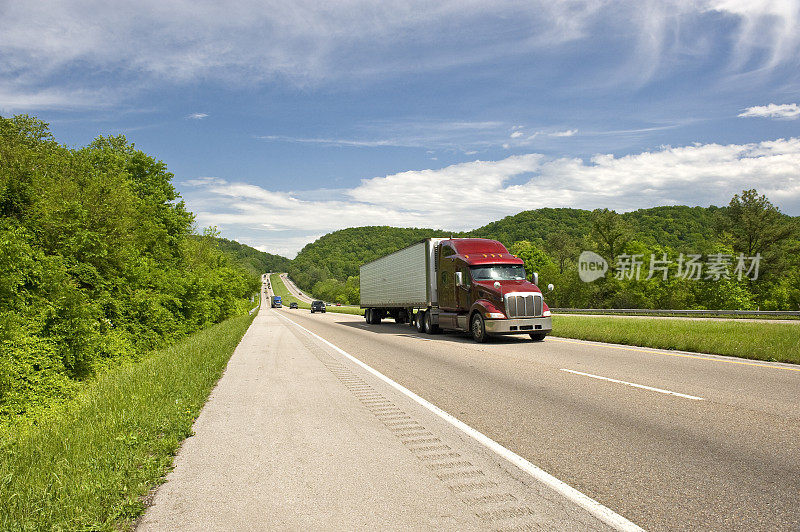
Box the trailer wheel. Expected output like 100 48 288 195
470 313 487 343
424 311 440 334
415 310 426 332
365 308 371 323
372 310 382 324
529 333 546 342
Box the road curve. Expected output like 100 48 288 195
277 306 800 531
280 273 315 303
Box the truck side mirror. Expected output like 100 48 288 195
532 272 539 286
455 271 463 286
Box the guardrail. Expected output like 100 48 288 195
551 308 800 317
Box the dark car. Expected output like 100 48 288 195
311 300 326 313
289 302 298 309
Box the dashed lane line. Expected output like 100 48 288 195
560 368 705 401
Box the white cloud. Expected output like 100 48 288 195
510 131 524 138
187 112 208 119
549 129 578 137
1 1 798 108
180 137 800 256
257 120 509 150
738 103 800 120
0 84 116 112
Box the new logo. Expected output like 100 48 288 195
578 251 608 282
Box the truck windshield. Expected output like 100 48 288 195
470 264 526 281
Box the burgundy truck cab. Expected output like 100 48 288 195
435 239 552 342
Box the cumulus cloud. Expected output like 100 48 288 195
180 137 800 256
738 103 800 120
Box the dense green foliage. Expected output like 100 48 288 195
0 311 255 531
469 206 722 252
551 316 800 364
290 198 799 310
213 236 291 278
0 115 259 428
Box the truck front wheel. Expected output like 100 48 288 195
471 313 487 343
424 311 440 334
529 333 546 341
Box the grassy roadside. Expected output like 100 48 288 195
551 315 800 364
270 274 365 316
0 311 256 531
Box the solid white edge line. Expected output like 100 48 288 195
276 312 645 532
560 369 705 401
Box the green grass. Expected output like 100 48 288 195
270 274 365 316
552 315 800 364
269 273 310 309
555 310 800 321
0 311 255 531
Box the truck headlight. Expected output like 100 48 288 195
485 312 505 319
543 310 551 317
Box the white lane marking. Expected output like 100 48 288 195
276 313 644 532
560 369 705 401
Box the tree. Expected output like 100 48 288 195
720 189 795 257
590 209 632 260
546 231 579 274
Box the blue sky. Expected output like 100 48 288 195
2 1 799 256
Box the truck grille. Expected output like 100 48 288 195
505 293 543 318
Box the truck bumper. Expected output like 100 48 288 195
484 316 552 335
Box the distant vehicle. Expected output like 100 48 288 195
335 303 342 306
289 302 298 309
271 296 282 308
360 238 552 342
311 300 326 313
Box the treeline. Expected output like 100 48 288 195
290 195 799 310
0 115 259 426
213 236 291 278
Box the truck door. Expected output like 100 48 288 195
456 263 472 310
438 245 458 310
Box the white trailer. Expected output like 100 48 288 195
360 238 444 320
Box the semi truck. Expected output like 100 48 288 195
360 238 552 342
271 295 282 308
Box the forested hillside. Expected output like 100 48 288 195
468 206 722 252
213 237 291 277
291 200 799 310
0 115 259 427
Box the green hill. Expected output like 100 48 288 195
289 202 799 310
213 237 291 277
467 205 722 252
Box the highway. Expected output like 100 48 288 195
280 273 314 303
276 306 800 531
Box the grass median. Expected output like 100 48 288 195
270 274 365 316
0 311 255 531
551 315 800 364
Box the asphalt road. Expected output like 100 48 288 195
277 307 800 531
